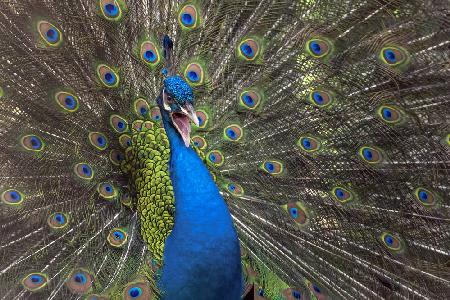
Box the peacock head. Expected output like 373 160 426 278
158 75 199 147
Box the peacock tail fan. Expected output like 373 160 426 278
0 0 449 299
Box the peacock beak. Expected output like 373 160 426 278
170 103 198 147
182 103 199 126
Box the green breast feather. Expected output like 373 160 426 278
120 118 213 260
121 120 174 260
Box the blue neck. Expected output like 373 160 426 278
161 111 226 222
158 108 242 300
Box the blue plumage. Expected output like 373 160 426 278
155 73 241 297
159 108 242 299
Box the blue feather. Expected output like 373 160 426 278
158 105 242 299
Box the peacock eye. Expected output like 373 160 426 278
151 107 162 122
239 89 262 110
110 115 128 133
107 228 128 247
331 186 354 203
109 149 124 166
178 4 199 29
21 273 49 291
132 120 143 132
381 46 407 66
193 110 209 129
309 90 333 107
207 150 224 167
224 124 243 142
238 38 261 61
306 38 333 59
414 187 437 206
260 160 285 175
359 146 383 164
297 136 321 152
55 91 79 112
140 40 160 67
66 269 94 294
97 182 117 200
21 134 45 152
121 190 131 206
74 163 94 180
134 98 149 117
1 189 24 205
89 132 108 150
119 134 132 148
123 281 152 299
100 0 125 21
48 212 69 229
96 64 119 88
377 105 403 124
286 202 308 225
183 62 205 85
225 182 244 196
381 232 402 251
191 136 206 148
37 21 63 47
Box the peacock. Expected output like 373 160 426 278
0 0 449 299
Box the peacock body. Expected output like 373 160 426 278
0 0 449 299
